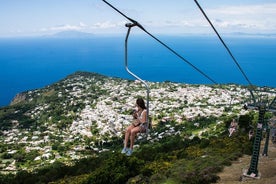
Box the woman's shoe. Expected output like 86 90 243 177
126 149 133 156
121 147 128 154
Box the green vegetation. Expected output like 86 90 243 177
0 132 252 184
0 71 275 183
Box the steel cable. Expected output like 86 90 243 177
102 0 217 84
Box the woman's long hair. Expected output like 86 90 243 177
136 98 146 110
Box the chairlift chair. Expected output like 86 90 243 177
124 22 151 135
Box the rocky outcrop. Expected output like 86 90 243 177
10 92 27 105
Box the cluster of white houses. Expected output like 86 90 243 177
1 75 256 172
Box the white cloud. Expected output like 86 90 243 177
92 21 126 29
26 3 276 36
209 3 276 16
92 21 116 29
206 3 276 33
40 22 88 32
38 21 128 35
141 3 276 34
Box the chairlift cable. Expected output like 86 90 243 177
102 0 217 84
194 1 276 177
194 0 258 100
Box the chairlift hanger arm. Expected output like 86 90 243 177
102 0 217 84
125 23 149 90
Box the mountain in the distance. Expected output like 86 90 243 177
46 30 95 38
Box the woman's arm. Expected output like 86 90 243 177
138 110 147 124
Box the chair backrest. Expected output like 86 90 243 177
140 116 152 134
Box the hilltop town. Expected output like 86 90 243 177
0 71 275 173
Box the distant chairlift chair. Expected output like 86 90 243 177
228 118 239 137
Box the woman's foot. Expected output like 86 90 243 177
126 149 133 156
121 147 128 154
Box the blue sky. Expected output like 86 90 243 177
0 0 276 37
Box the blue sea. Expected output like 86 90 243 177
0 35 276 107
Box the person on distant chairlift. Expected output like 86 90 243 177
228 119 238 137
121 97 147 156
248 128 254 140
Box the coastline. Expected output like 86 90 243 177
1 36 276 107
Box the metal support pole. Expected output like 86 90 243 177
262 124 270 156
244 104 266 178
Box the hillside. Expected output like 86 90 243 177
0 71 275 183
216 141 276 184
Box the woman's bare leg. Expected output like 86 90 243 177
130 127 141 149
124 125 134 148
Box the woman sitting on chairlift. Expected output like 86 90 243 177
121 97 147 156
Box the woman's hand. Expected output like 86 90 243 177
132 110 138 119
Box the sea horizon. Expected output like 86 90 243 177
1 35 276 107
